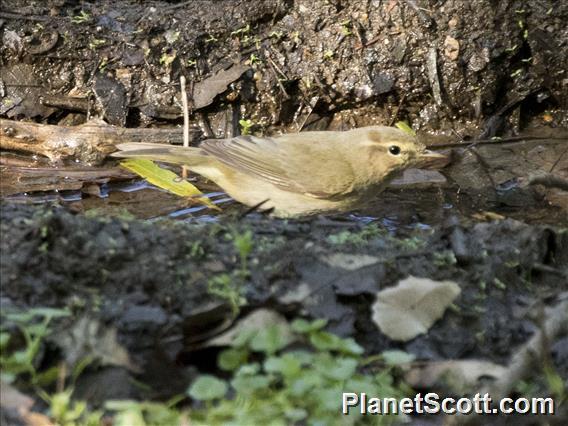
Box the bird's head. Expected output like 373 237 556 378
351 126 447 180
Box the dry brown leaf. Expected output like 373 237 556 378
371 276 461 341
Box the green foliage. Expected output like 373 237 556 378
327 224 386 246
206 228 254 314
207 273 246 315
0 307 70 385
239 119 254 135
1 307 104 425
433 250 457 267
188 375 228 400
38 388 103 426
233 229 253 273
340 19 353 36
106 400 186 426
186 318 408 425
71 10 90 24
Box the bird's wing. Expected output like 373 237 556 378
200 134 356 198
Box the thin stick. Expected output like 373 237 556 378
426 135 567 150
180 75 190 178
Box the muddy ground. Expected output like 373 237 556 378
1 0 568 424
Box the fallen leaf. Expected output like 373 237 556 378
54 316 138 373
120 159 219 210
395 121 416 136
405 359 507 394
203 309 294 348
371 276 461 341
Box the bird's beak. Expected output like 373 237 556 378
415 150 451 169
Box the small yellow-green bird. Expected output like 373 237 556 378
113 126 446 217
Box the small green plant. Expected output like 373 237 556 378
207 273 246 315
239 119 254 135
0 307 70 385
396 236 425 251
248 53 262 65
207 229 254 313
88 38 105 49
327 223 386 246
71 10 90 24
510 68 523 78
37 388 103 426
269 30 284 40
159 51 176 66
233 229 253 273
340 20 353 36
231 24 251 37
187 318 409 425
188 240 205 259
106 399 186 426
433 251 457 267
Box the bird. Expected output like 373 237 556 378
112 126 447 217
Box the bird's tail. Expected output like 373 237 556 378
111 143 208 166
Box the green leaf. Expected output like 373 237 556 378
285 408 308 421
345 377 379 396
285 350 314 366
231 374 271 394
314 387 344 411
250 325 291 355
235 363 260 376
381 350 416 366
113 407 147 426
34 365 60 387
187 375 227 401
335 337 364 356
218 348 248 371
231 328 258 348
0 332 10 347
395 121 416 136
290 318 327 334
120 159 218 210
289 371 323 396
264 354 301 379
319 357 358 381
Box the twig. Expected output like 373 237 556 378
426 48 443 106
549 147 567 173
388 93 407 126
426 136 567 150
180 75 190 178
531 263 568 278
298 96 319 132
266 54 290 100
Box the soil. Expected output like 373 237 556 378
1 0 567 423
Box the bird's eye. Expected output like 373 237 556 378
389 145 401 156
